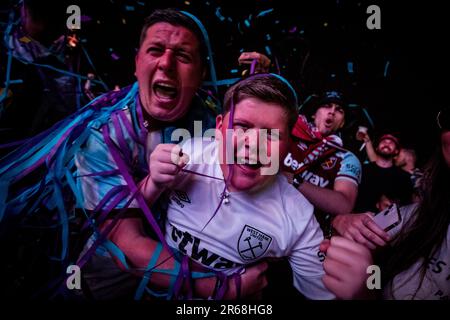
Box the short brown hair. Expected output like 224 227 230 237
223 74 298 131
139 9 207 66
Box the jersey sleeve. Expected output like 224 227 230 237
282 182 336 299
75 124 140 210
335 151 362 186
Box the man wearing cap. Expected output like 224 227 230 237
284 91 362 236
263 91 362 299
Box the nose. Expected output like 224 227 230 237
329 106 338 115
158 49 176 74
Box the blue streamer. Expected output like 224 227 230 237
269 73 299 106
362 107 375 128
256 8 274 18
384 61 390 78
215 7 225 21
0 10 15 107
134 242 163 300
181 11 219 96
347 62 354 74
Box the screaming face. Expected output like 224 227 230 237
216 97 290 192
135 22 204 122
313 103 345 136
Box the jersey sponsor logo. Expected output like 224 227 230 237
299 170 330 188
284 152 302 171
284 149 330 172
321 156 337 170
170 225 240 269
170 190 191 208
238 225 272 260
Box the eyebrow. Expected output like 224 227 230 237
233 118 285 137
233 118 254 127
145 38 197 49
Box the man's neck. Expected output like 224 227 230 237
375 156 394 168
139 98 181 131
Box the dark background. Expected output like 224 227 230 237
2 0 449 166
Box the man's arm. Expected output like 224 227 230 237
358 131 378 162
106 217 218 297
364 139 378 162
104 144 268 299
297 179 358 215
106 217 268 299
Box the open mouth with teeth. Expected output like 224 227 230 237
242 163 263 170
153 82 178 99
234 156 263 171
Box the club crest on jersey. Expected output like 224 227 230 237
238 225 272 260
321 156 337 170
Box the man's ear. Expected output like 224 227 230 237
339 119 345 129
215 114 225 142
216 114 223 130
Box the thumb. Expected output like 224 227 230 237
178 152 190 168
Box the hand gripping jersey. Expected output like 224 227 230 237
164 137 335 300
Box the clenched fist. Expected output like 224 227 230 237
149 144 190 189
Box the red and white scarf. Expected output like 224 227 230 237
291 115 346 175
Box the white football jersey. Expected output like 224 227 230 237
165 137 335 299
384 204 450 300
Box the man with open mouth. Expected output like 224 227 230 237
137 74 373 300
285 91 362 237
75 9 271 300
0 8 266 300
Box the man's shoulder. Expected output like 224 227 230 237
334 150 362 182
90 85 135 110
276 175 314 218
335 150 361 167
